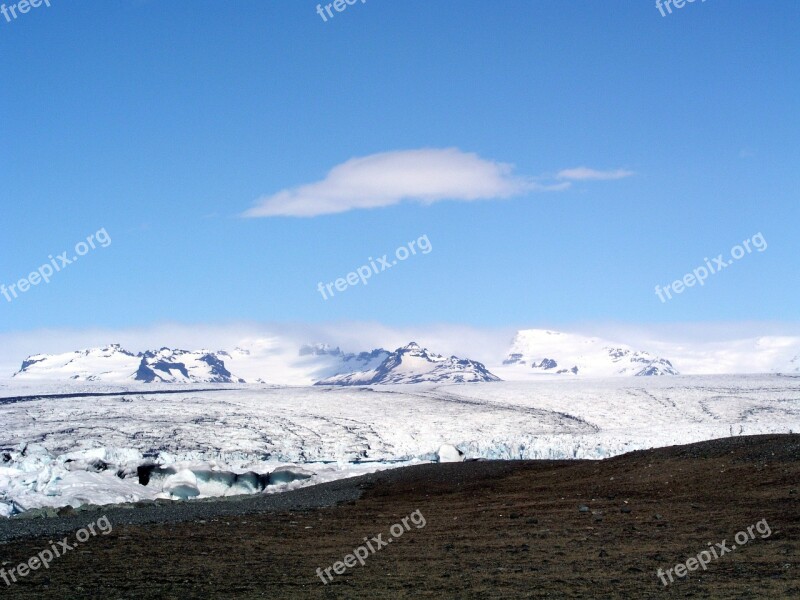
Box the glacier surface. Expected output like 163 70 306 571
1 375 798 516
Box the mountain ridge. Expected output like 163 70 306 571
315 342 501 385
12 342 498 385
12 328 800 383
496 329 679 378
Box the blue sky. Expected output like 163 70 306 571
1 0 798 333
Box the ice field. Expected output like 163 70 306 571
1 375 798 516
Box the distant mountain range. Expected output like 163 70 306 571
15 345 245 384
15 328 799 385
495 330 680 378
12 342 498 385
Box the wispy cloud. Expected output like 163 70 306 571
242 148 625 218
556 167 634 181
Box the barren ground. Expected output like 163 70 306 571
1 434 798 599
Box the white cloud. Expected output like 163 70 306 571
243 148 631 218
556 167 634 181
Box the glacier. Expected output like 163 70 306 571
0 374 798 517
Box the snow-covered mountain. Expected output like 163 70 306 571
212 339 391 385
12 342 389 385
494 330 679 378
316 342 500 385
12 341 494 385
135 348 243 383
13 345 245 384
13 329 800 384
15 345 144 383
